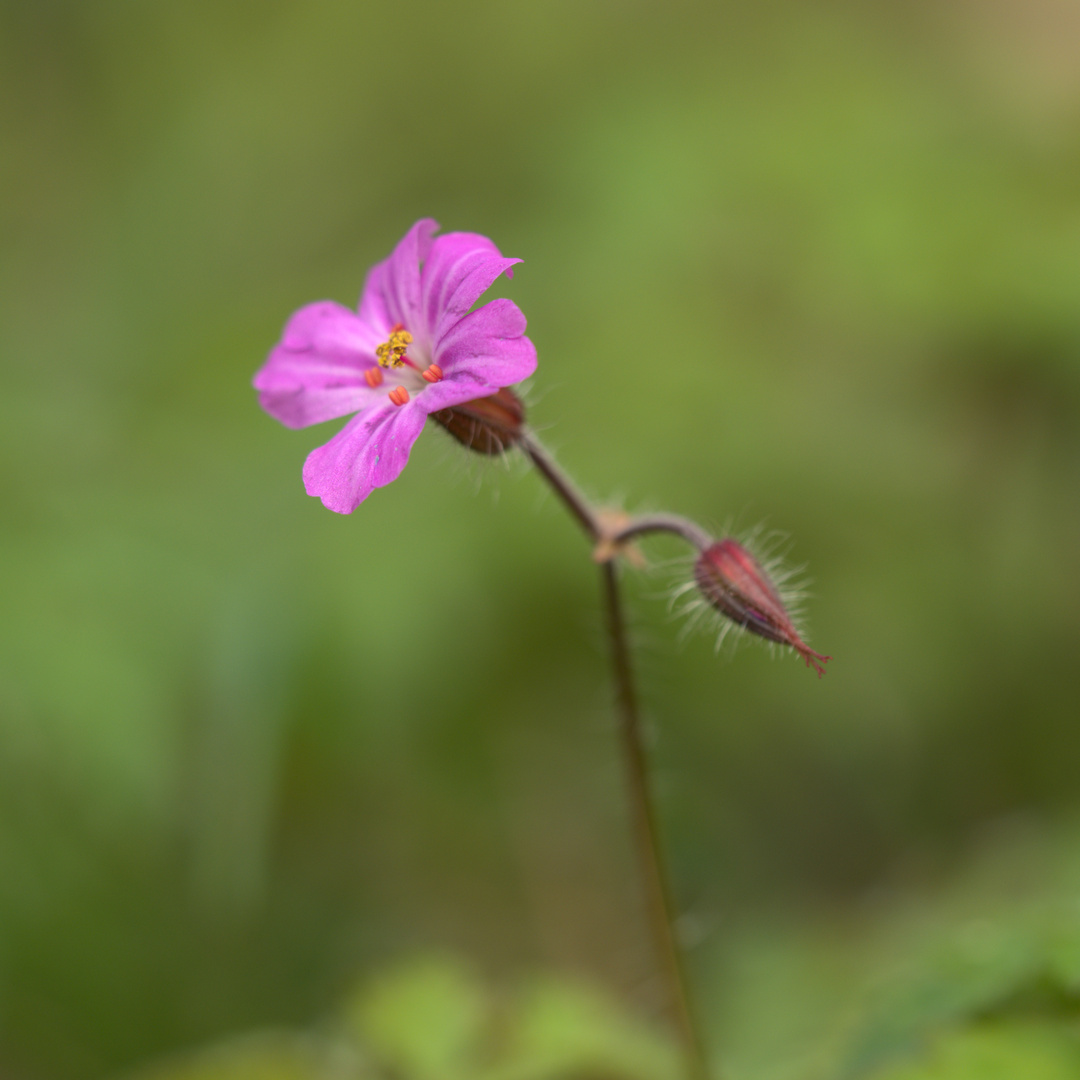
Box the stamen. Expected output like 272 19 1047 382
364 367 384 388
375 328 414 368
421 363 443 383
388 386 410 407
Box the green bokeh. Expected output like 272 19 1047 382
2 1 1080 1077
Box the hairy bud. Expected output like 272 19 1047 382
431 387 525 455
694 539 831 676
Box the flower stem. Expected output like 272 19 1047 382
611 512 713 552
520 430 711 1079
519 431 600 540
600 560 711 1080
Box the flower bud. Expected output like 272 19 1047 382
431 386 525 455
694 539 831 676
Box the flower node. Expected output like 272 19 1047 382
694 539 831 677
375 328 413 368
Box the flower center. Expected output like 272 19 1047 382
369 324 445 406
375 326 413 368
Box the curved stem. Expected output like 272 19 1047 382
611 513 713 552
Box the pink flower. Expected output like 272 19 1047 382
254 219 536 513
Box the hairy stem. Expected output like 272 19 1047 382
519 431 600 539
600 560 711 1080
611 512 713 552
520 430 711 1079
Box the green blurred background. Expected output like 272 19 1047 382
3 1 1080 1077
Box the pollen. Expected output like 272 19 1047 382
421 363 443 383
364 367 384 388
388 386 410 407
375 328 413 368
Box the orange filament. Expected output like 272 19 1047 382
421 363 443 383
364 367 384 388
388 386 410 407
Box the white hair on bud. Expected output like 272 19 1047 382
661 520 818 660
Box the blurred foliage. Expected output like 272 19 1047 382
119 820 1080 1080
3 0 1080 1077
127 957 679 1080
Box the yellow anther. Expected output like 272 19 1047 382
375 329 413 368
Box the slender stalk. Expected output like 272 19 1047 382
600 561 711 1080
610 513 713 552
519 430 600 540
519 430 711 1079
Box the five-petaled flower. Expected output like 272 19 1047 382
254 219 536 513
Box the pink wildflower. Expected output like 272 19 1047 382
254 219 536 513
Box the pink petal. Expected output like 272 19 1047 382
301 399 428 513
254 301 384 428
257 384 381 430
415 374 504 413
422 232 522 347
358 218 438 336
433 298 537 387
